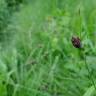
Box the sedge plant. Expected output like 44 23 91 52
71 36 96 92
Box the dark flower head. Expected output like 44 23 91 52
71 36 81 49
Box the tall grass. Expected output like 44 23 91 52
0 0 96 96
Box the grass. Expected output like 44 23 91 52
0 0 96 96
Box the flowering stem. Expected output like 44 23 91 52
84 54 96 90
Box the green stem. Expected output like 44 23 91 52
84 54 96 90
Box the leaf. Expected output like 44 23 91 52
83 86 95 96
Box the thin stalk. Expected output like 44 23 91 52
84 54 96 90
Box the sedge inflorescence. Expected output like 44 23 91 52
71 36 82 49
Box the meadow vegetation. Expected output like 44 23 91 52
0 0 96 96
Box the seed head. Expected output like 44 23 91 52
71 36 81 49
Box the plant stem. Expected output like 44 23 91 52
84 54 96 90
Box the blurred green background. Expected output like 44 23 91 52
0 0 96 96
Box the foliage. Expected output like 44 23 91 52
0 0 96 96
0 0 9 32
